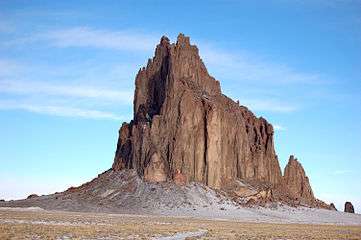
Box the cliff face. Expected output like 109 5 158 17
113 34 282 189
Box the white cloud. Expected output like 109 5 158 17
0 100 126 120
200 46 322 85
0 59 134 121
0 20 14 33
273 124 286 131
0 79 133 104
332 170 353 175
1 29 322 117
238 98 297 112
41 27 159 52
0 60 22 77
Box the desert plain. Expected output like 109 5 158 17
1 207 361 240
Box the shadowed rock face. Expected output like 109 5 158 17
345 202 355 213
283 155 315 204
112 33 283 189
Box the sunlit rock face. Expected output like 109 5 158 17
112 33 283 189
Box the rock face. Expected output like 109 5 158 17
344 202 355 213
112 34 282 189
283 155 315 204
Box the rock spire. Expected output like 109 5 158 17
113 33 283 189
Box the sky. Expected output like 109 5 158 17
0 0 360 212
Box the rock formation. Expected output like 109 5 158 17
330 203 337 211
283 155 315 204
111 33 328 208
113 34 282 190
344 202 355 213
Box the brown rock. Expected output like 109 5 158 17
27 194 39 199
344 202 355 213
174 169 187 186
113 33 282 189
330 203 337 211
283 155 315 204
143 152 167 183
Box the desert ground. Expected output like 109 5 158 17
1 207 361 240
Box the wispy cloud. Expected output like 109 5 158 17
3 26 322 87
0 20 14 33
238 98 297 112
41 27 159 52
332 170 353 175
0 100 126 120
1 27 325 117
0 60 22 77
200 46 322 85
0 79 133 104
273 124 286 131
0 56 134 121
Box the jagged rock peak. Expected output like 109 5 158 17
113 33 283 190
283 155 315 203
160 35 170 46
177 33 191 46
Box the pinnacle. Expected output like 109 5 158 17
176 33 190 46
159 35 170 46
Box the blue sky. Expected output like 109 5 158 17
0 0 360 212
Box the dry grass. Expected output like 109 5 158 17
1 209 361 239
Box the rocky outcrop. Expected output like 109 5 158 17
330 203 337 211
112 34 282 189
283 155 315 204
344 202 355 213
27 194 39 199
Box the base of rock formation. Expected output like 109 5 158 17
0 169 332 214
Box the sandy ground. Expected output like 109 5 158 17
1 208 361 240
